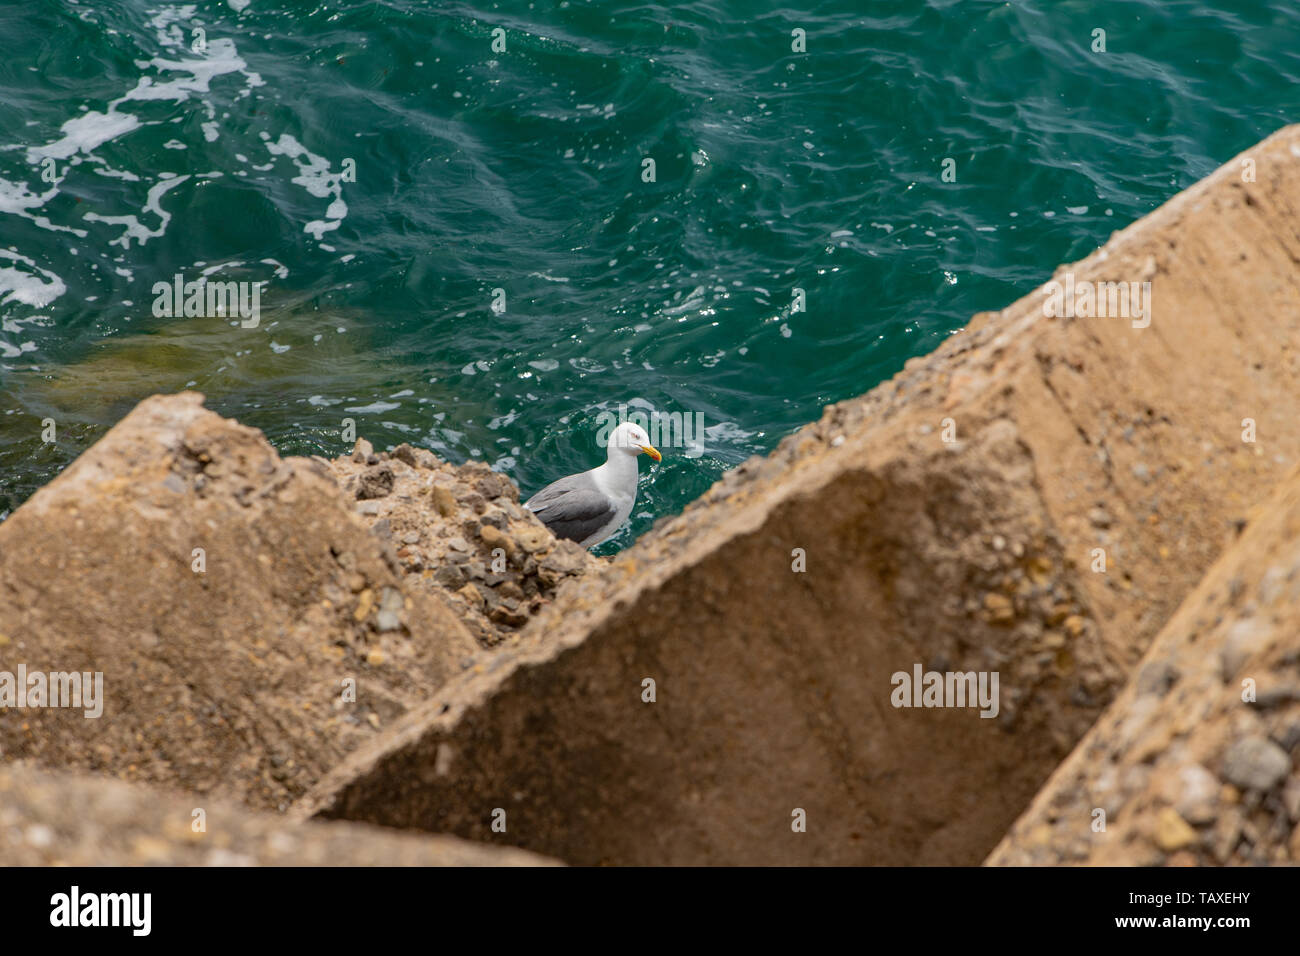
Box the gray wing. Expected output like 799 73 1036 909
525 473 616 545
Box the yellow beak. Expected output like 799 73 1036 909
639 444 662 462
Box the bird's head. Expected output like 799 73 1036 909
609 422 662 462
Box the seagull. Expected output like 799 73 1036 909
524 422 662 548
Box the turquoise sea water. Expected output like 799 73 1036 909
1 0 1297 549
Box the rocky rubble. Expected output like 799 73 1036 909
327 439 596 646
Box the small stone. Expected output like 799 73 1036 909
1153 807 1198 851
376 611 401 632
497 580 525 601
456 583 484 608
982 592 1015 624
479 524 514 555
1046 604 1072 626
1172 764 1220 825
351 438 374 463
356 501 381 516
347 574 366 593
402 531 421 545
447 536 470 552
434 563 467 588
391 443 420 468
356 464 395 500
432 486 457 517
515 526 550 553
474 474 512 500
354 589 374 621
1282 777 1300 822
488 604 530 627
1221 736 1291 792
366 648 385 666
1063 615 1086 638
1219 619 1263 680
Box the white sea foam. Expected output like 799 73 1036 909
262 133 349 240
0 3 268 343
25 110 142 163
0 249 67 308
83 175 190 248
